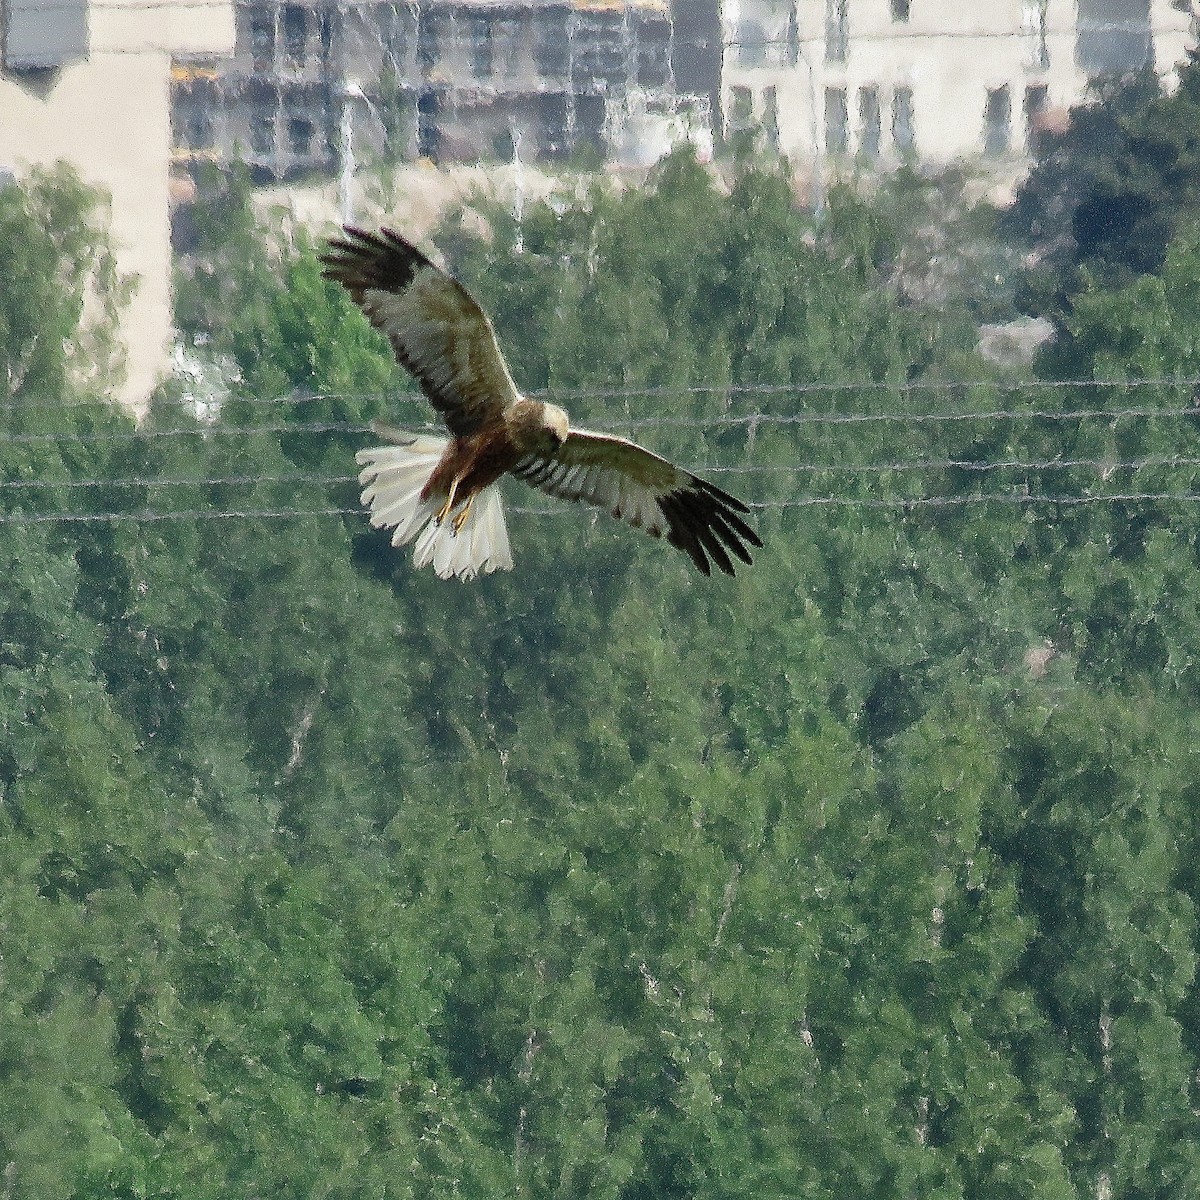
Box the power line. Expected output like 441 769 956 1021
538 377 1200 402
0 506 362 526
0 472 359 492
10 489 1200 528
0 421 364 446
9 452 1200 496
2 401 1199 447
594 405 1200 430
13 376 1197 417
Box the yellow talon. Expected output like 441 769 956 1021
434 478 460 525
451 497 474 535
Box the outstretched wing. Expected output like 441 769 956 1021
511 430 762 576
319 227 521 437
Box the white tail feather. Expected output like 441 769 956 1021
356 435 514 580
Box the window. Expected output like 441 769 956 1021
637 19 671 87
468 15 493 78
179 101 215 151
983 84 1011 156
533 9 570 78
250 11 275 71
1076 0 1150 75
282 5 307 67
536 93 569 160
249 105 275 155
174 77 217 151
825 0 848 63
417 90 440 160
1022 1 1049 69
728 85 754 129
418 10 449 70
287 115 314 156
825 87 848 154
892 86 915 156
737 20 768 67
573 17 624 87
318 9 334 62
858 86 881 160
1023 83 1049 153
492 16 521 76
764 85 780 151
383 9 404 63
890 0 910 19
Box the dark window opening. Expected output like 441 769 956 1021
250 12 274 71
728 84 753 129
468 15 493 78
825 0 848 62
534 10 571 77
859 86 881 159
418 11 448 71
1024 83 1050 153
287 115 314 156
764 85 780 151
984 84 1011 155
1076 0 1151 74
417 90 441 159
249 107 275 155
536 93 570 160
825 86 848 154
282 5 307 67
892 86 915 156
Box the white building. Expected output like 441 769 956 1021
722 0 1197 190
1 0 236 412
172 0 688 181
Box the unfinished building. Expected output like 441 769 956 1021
172 0 696 179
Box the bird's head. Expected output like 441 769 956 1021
539 403 570 451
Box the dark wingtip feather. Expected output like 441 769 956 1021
319 225 432 296
697 475 753 514
661 486 758 577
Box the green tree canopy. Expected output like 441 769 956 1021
1 155 1198 1199
1007 50 1200 327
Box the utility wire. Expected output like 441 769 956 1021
535 377 1200 402
2 403 1200 446
0 472 360 492
10 491 1200 528
13 376 1199 417
0 421 364 446
10 453 1200 496
0 507 363 526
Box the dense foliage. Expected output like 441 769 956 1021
2 151 1199 1199
1007 49 1200 328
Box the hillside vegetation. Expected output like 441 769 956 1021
3 76 1200 1197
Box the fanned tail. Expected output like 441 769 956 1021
356 433 514 580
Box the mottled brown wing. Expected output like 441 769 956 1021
319 226 520 437
510 430 762 576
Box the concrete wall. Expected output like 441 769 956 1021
1 0 235 413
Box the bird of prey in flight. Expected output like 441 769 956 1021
320 227 761 580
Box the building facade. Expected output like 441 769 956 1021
722 0 1197 183
1 0 236 411
172 0 704 180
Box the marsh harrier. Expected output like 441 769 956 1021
320 227 761 580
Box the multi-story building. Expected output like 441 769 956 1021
173 0 697 180
723 0 1197 182
2 0 236 412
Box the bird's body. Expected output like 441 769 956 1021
320 227 760 579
